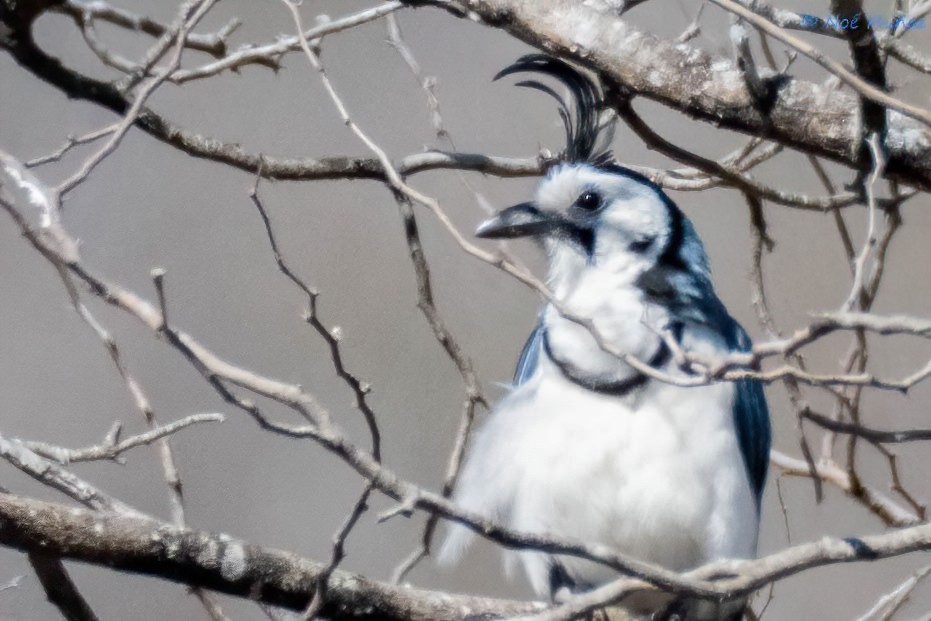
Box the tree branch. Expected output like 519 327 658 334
411 0 931 191
0 492 542 621
5 491 931 620
27 552 100 621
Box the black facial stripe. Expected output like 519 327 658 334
596 163 689 270
549 219 595 258
658 200 687 270
639 202 689 306
569 226 595 258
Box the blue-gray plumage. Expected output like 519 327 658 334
441 55 771 620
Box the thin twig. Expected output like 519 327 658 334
771 451 920 527
57 0 220 196
744 189 822 500
193 590 231 621
844 135 885 312
55 0 238 56
171 2 404 84
20 413 225 464
249 167 381 459
303 484 374 619
0 433 149 518
803 410 931 444
710 0 931 127
0 575 23 592
390 195 486 582
25 125 119 168
854 564 931 621
385 14 451 143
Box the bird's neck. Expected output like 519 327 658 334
541 327 671 397
545 245 647 300
542 281 669 391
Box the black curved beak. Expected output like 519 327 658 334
475 202 552 239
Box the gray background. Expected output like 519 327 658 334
1 1 930 619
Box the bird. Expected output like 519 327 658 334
439 55 771 620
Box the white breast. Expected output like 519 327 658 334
442 353 758 597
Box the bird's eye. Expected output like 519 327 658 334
574 190 602 211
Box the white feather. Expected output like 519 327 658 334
440 328 757 594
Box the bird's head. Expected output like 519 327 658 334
477 163 678 282
477 55 709 296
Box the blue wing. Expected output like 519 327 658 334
514 320 544 386
728 324 772 504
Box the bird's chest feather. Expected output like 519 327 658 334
497 365 757 588
545 274 665 378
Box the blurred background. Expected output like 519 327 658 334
1 0 930 619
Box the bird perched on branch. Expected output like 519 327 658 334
440 55 770 620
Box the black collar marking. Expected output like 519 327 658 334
542 329 671 396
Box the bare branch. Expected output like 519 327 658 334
708 0 931 127
25 125 119 167
303 484 374 620
6 1 931 188
803 410 931 445
27 552 100 621
830 0 887 173
54 0 238 57
391 194 485 581
76 11 145 75
416 0 931 190
57 0 220 196
0 433 149 518
886 41 931 75
0 492 544 621
5 491 931 618
854 564 931 621
385 14 451 143
844 134 885 311
772 451 920 527
192 590 232 621
20 413 225 464
250 170 381 460
744 188 822 500
612 96 861 212
171 3 403 84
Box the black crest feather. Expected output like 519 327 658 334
494 54 612 165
